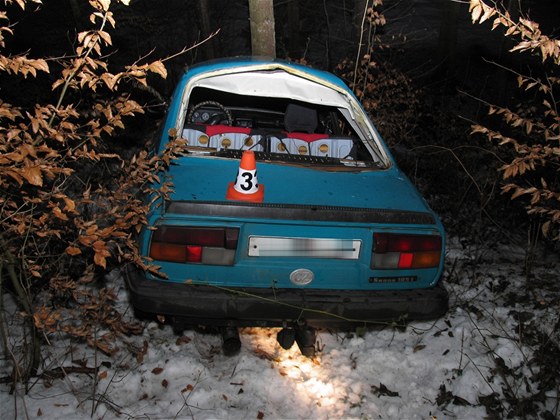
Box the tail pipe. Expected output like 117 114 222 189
277 324 317 357
221 327 241 356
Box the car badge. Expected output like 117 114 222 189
290 268 314 286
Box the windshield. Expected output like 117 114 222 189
175 70 389 170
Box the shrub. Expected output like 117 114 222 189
0 0 182 383
469 0 560 240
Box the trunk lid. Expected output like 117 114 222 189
166 155 431 214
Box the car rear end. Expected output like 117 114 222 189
125 58 448 346
127 156 447 329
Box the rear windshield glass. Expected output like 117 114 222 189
179 86 385 170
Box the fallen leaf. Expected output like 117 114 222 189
413 344 426 353
152 367 164 375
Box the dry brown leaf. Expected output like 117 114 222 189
21 165 43 186
93 252 107 268
148 60 167 79
66 246 82 256
52 206 69 221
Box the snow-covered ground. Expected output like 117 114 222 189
1 237 558 419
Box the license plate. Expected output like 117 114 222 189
248 236 361 259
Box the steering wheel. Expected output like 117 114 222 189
187 101 233 126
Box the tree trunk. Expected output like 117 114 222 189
436 0 460 89
196 0 216 60
248 0 276 57
287 0 301 58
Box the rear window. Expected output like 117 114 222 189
176 78 387 170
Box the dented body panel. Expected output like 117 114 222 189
126 58 448 329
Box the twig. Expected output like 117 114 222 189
353 1 369 89
174 370 204 420
162 30 221 63
48 9 110 129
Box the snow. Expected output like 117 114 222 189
1 238 558 419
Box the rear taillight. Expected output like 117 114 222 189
371 233 441 269
149 226 239 265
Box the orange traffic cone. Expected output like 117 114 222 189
226 150 265 202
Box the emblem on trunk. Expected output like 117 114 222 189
290 268 314 285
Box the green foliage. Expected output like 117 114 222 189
469 0 560 240
0 0 181 383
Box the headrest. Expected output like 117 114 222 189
284 103 318 134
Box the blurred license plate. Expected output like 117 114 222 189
248 236 361 259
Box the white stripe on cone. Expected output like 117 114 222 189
233 167 259 194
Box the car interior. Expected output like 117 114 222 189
179 87 380 168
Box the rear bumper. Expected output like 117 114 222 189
124 265 448 329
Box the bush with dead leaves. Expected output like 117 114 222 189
469 0 560 240
0 0 183 383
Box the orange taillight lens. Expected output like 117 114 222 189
149 242 187 263
149 226 239 265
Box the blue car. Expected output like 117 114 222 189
126 58 448 356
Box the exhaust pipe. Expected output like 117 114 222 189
277 328 296 350
277 324 316 357
221 327 241 356
295 326 317 357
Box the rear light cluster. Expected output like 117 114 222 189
372 233 441 269
149 226 239 265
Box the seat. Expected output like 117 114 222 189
278 106 356 158
284 104 318 134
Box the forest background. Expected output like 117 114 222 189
0 1 559 417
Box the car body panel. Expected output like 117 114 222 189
127 57 448 329
165 155 431 211
142 215 442 290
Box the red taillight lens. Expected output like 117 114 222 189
372 233 441 269
149 226 239 265
186 245 203 262
374 234 441 253
398 252 414 268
